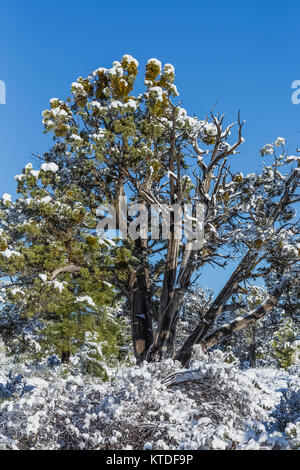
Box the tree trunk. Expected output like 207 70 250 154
248 325 256 367
152 231 181 358
153 289 185 358
130 238 153 362
61 350 70 364
130 284 153 362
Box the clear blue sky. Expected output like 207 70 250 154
0 0 299 289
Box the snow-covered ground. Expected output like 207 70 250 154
0 351 299 450
246 367 290 411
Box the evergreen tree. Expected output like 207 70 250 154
271 317 300 369
0 162 123 364
1 55 299 365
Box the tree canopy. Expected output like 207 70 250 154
0 55 299 366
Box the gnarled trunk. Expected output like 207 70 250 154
130 283 153 362
130 238 153 362
152 227 181 358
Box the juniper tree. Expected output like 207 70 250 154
4 55 299 364
0 163 123 364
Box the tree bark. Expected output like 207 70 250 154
248 325 256 368
61 350 70 364
151 220 182 358
130 238 153 362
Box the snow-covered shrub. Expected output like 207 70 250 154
284 420 300 449
0 371 33 402
215 345 240 366
268 372 300 449
77 331 109 379
273 379 300 432
0 310 43 360
0 353 273 450
47 355 61 368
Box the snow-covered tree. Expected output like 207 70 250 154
271 317 300 369
2 55 299 366
0 163 124 363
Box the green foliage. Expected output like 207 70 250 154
0 159 128 365
1 53 299 370
79 332 109 379
271 318 300 369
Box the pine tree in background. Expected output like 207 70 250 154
0 162 125 366
271 317 300 369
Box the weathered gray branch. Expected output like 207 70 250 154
49 264 81 281
201 285 282 351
